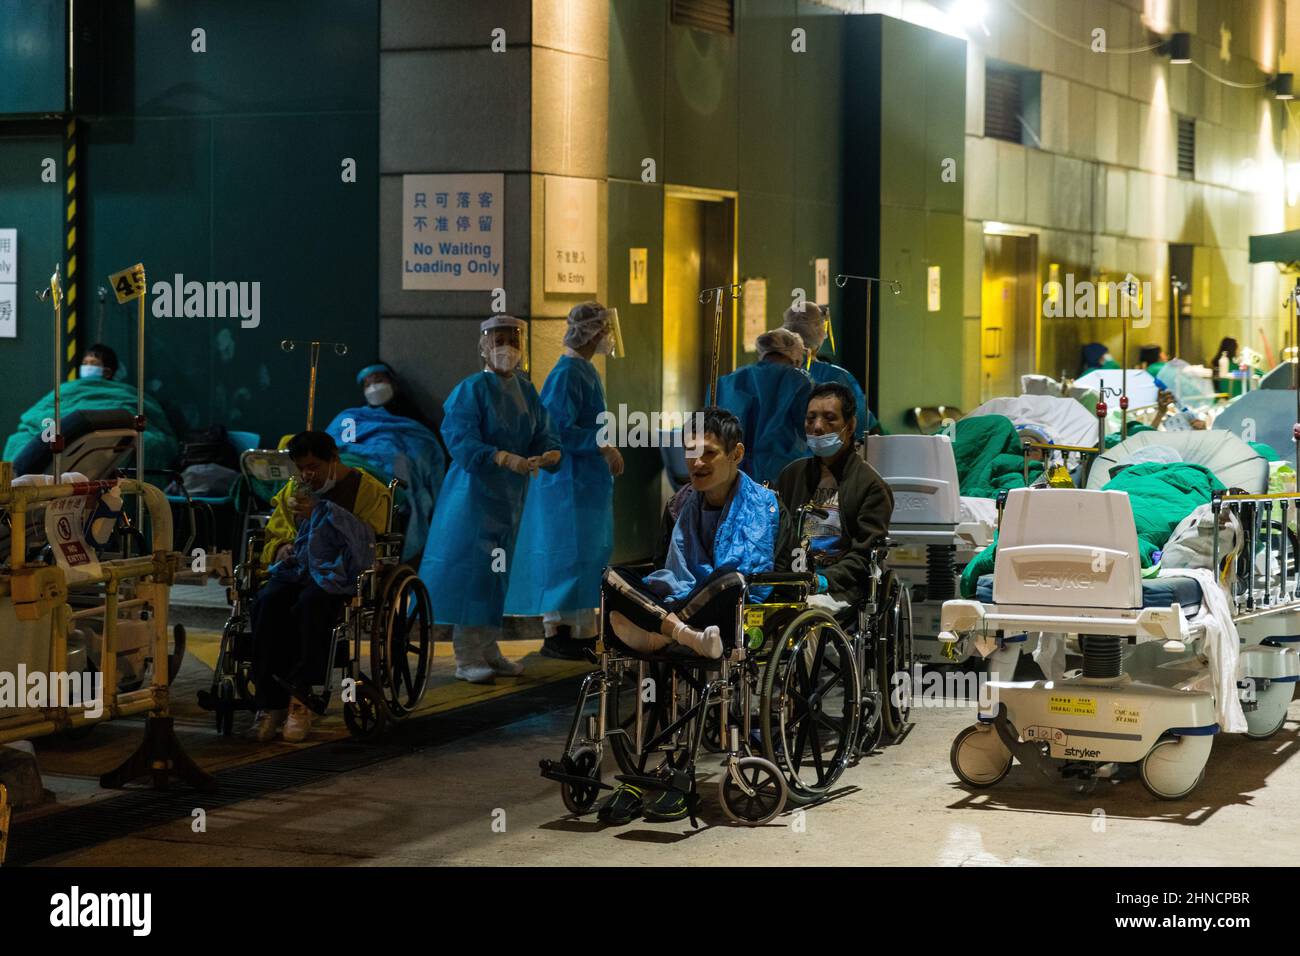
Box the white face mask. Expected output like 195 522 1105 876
364 382 394 406
489 345 521 372
315 463 338 496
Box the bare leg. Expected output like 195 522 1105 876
610 611 673 654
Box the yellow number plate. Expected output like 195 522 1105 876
744 609 765 627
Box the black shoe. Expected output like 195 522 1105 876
541 634 597 660
597 784 644 825
643 789 691 822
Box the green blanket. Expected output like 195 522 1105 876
3 378 180 476
952 415 1043 498
959 461 1225 597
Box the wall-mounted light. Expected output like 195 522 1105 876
1275 72 1294 100
1164 32 1191 64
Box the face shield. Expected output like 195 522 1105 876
480 316 529 374
598 307 624 358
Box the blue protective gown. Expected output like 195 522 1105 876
809 359 877 437
419 370 560 627
505 354 613 615
714 360 812 486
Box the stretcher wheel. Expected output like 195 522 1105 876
759 609 858 804
878 576 914 741
1139 737 1205 800
215 678 235 737
1244 706 1289 741
950 724 1012 788
370 566 433 718
343 682 388 741
718 756 787 825
559 746 602 815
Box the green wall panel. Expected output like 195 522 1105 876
608 0 666 183
0 0 380 452
664 20 739 191
0 134 65 433
0 1 66 115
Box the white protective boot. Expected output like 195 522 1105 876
454 626 496 684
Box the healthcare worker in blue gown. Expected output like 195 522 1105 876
781 302 878 438
419 316 561 684
714 327 812 486
505 302 624 660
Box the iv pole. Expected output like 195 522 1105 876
833 274 902 418
281 339 349 431
35 264 65 480
700 283 742 404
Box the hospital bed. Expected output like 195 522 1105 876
940 485 1300 799
866 434 998 666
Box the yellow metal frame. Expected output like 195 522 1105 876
0 462 178 744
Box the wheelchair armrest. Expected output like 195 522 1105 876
747 571 816 586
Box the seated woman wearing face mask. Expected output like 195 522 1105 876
773 382 894 615
2 342 181 474
322 361 447 565
418 316 562 684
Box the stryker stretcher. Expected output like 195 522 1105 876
941 485 1300 799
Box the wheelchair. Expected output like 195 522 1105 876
539 509 914 826
197 477 434 740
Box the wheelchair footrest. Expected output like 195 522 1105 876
538 759 614 791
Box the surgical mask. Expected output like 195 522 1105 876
365 382 394 406
80 364 105 379
315 464 338 496
489 345 521 372
806 431 845 458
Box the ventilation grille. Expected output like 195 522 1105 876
1177 116 1195 179
985 67 1024 143
672 0 734 34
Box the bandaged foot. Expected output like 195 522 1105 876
610 611 673 654
671 621 723 659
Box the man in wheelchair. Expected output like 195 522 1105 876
595 407 797 821
250 431 391 742
602 406 796 661
774 382 894 617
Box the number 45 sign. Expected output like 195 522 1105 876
108 263 146 304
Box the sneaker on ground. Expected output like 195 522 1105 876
249 708 288 742
282 700 314 742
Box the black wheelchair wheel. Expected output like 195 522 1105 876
168 624 187 684
607 661 692 778
343 682 388 740
877 575 914 742
718 756 788 825
759 609 859 805
559 746 603 815
370 566 433 718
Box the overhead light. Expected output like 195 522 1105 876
1275 72 1294 100
950 0 990 37
1167 32 1192 64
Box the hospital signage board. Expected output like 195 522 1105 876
44 494 101 583
0 228 16 338
401 173 503 290
629 247 648 304
544 175 597 294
